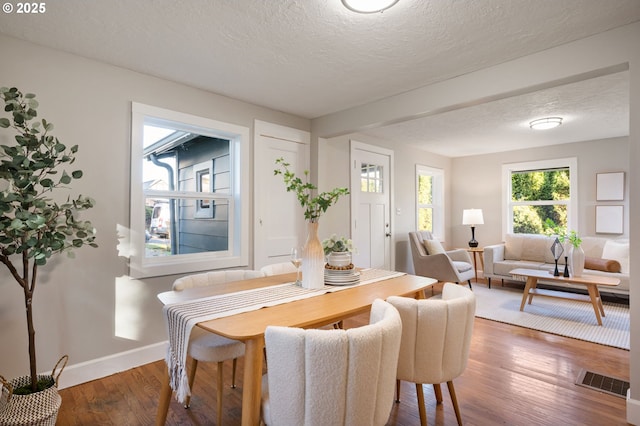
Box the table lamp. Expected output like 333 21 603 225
462 208 484 248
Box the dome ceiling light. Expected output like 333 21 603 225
341 0 399 13
529 117 563 130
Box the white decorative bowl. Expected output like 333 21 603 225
327 252 352 267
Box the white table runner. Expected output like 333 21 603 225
163 268 405 402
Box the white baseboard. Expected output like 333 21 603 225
56 341 167 389
628 389 640 425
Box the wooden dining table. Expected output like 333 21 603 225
155 270 437 426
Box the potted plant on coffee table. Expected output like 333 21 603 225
0 87 97 425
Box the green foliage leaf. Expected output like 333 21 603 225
274 157 349 222
59 172 72 185
9 218 24 231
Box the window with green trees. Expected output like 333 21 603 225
416 165 443 237
503 158 577 235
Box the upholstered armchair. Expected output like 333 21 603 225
408 231 475 288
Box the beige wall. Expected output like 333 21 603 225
0 34 309 381
450 137 630 249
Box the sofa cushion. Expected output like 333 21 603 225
580 237 607 258
423 238 445 255
602 240 629 274
493 260 547 277
504 233 553 263
503 234 523 260
584 256 621 273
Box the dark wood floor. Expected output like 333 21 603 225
56 281 630 425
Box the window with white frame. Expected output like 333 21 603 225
130 103 249 278
416 165 444 238
502 158 577 236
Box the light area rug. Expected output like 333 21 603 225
472 284 630 350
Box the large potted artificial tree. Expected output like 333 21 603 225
0 87 97 425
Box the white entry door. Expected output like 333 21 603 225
254 121 310 269
350 142 393 269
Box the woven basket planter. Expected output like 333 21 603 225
0 356 67 426
0 375 61 426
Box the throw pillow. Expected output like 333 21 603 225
423 239 445 255
584 256 621 273
601 240 629 274
503 234 523 260
520 234 551 262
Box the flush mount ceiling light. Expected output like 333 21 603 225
529 117 563 130
341 0 399 13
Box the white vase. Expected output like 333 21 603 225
302 222 325 289
570 245 585 277
327 252 352 267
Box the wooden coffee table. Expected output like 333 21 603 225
510 268 620 326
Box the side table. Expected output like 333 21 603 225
465 247 484 285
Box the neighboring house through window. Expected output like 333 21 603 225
416 164 444 239
130 103 249 278
502 157 578 236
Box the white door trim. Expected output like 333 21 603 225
349 140 395 270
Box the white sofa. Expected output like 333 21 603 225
483 233 629 296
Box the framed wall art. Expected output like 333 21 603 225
596 172 624 201
595 205 624 234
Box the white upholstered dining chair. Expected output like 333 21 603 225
388 282 476 426
172 269 265 425
260 299 402 426
259 262 297 276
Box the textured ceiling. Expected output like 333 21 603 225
0 0 638 156
362 71 630 157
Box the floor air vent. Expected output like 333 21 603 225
576 369 629 398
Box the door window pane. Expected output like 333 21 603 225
361 163 383 193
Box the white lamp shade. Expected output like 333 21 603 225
462 209 484 226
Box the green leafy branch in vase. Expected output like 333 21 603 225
273 157 349 223
543 219 581 247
